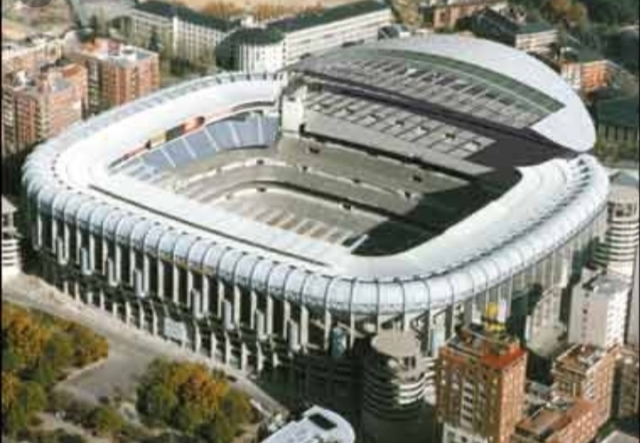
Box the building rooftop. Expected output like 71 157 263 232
134 0 240 32
554 344 609 375
268 0 389 33
228 27 284 46
371 330 422 359
515 395 594 442
2 196 17 215
584 273 632 298
602 431 639 443
609 170 640 204
595 95 639 130
76 38 157 66
261 406 355 443
445 323 525 369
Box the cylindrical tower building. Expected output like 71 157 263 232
232 27 285 73
361 330 430 443
593 172 639 278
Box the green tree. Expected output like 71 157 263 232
137 383 179 426
86 405 124 437
199 413 236 443
220 390 251 426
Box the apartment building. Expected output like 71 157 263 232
68 38 160 114
552 344 617 428
2 63 87 195
512 393 598 443
129 0 392 70
569 272 630 350
436 312 527 443
2 35 64 75
560 46 613 93
594 95 639 149
470 8 557 54
423 0 507 30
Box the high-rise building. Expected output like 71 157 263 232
592 171 639 279
614 345 639 420
552 344 617 428
569 272 629 350
2 62 87 195
436 310 527 443
68 38 160 114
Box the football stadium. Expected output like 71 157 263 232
22 35 609 436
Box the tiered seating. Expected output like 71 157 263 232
112 114 280 182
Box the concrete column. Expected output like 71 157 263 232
98 288 105 310
210 331 217 360
300 306 309 346
151 307 158 336
157 259 164 299
249 291 258 328
283 301 291 339
224 335 231 365
266 295 274 335
129 250 135 285
172 265 179 304
115 246 122 282
233 286 241 326
89 235 95 270
217 280 225 318
256 345 264 373
138 302 144 329
194 324 201 353
186 271 194 309
350 314 356 347
111 298 118 317
143 256 150 295
124 301 131 325
202 276 210 314
323 311 332 350
240 343 248 371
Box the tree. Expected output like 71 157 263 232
86 405 124 437
220 390 251 426
2 304 51 372
567 2 589 25
65 323 108 367
137 383 178 426
199 413 236 443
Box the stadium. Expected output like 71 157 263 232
22 35 609 432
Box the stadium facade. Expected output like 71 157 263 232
22 36 609 441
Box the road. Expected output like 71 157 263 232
2 273 286 415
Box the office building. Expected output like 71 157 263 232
569 272 630 349
22 36 609 431
436 312 527 443
68 38 160 114
552 344 617 428
559 47 613 93
2 62 87 195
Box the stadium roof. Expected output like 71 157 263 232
300 35 596 152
